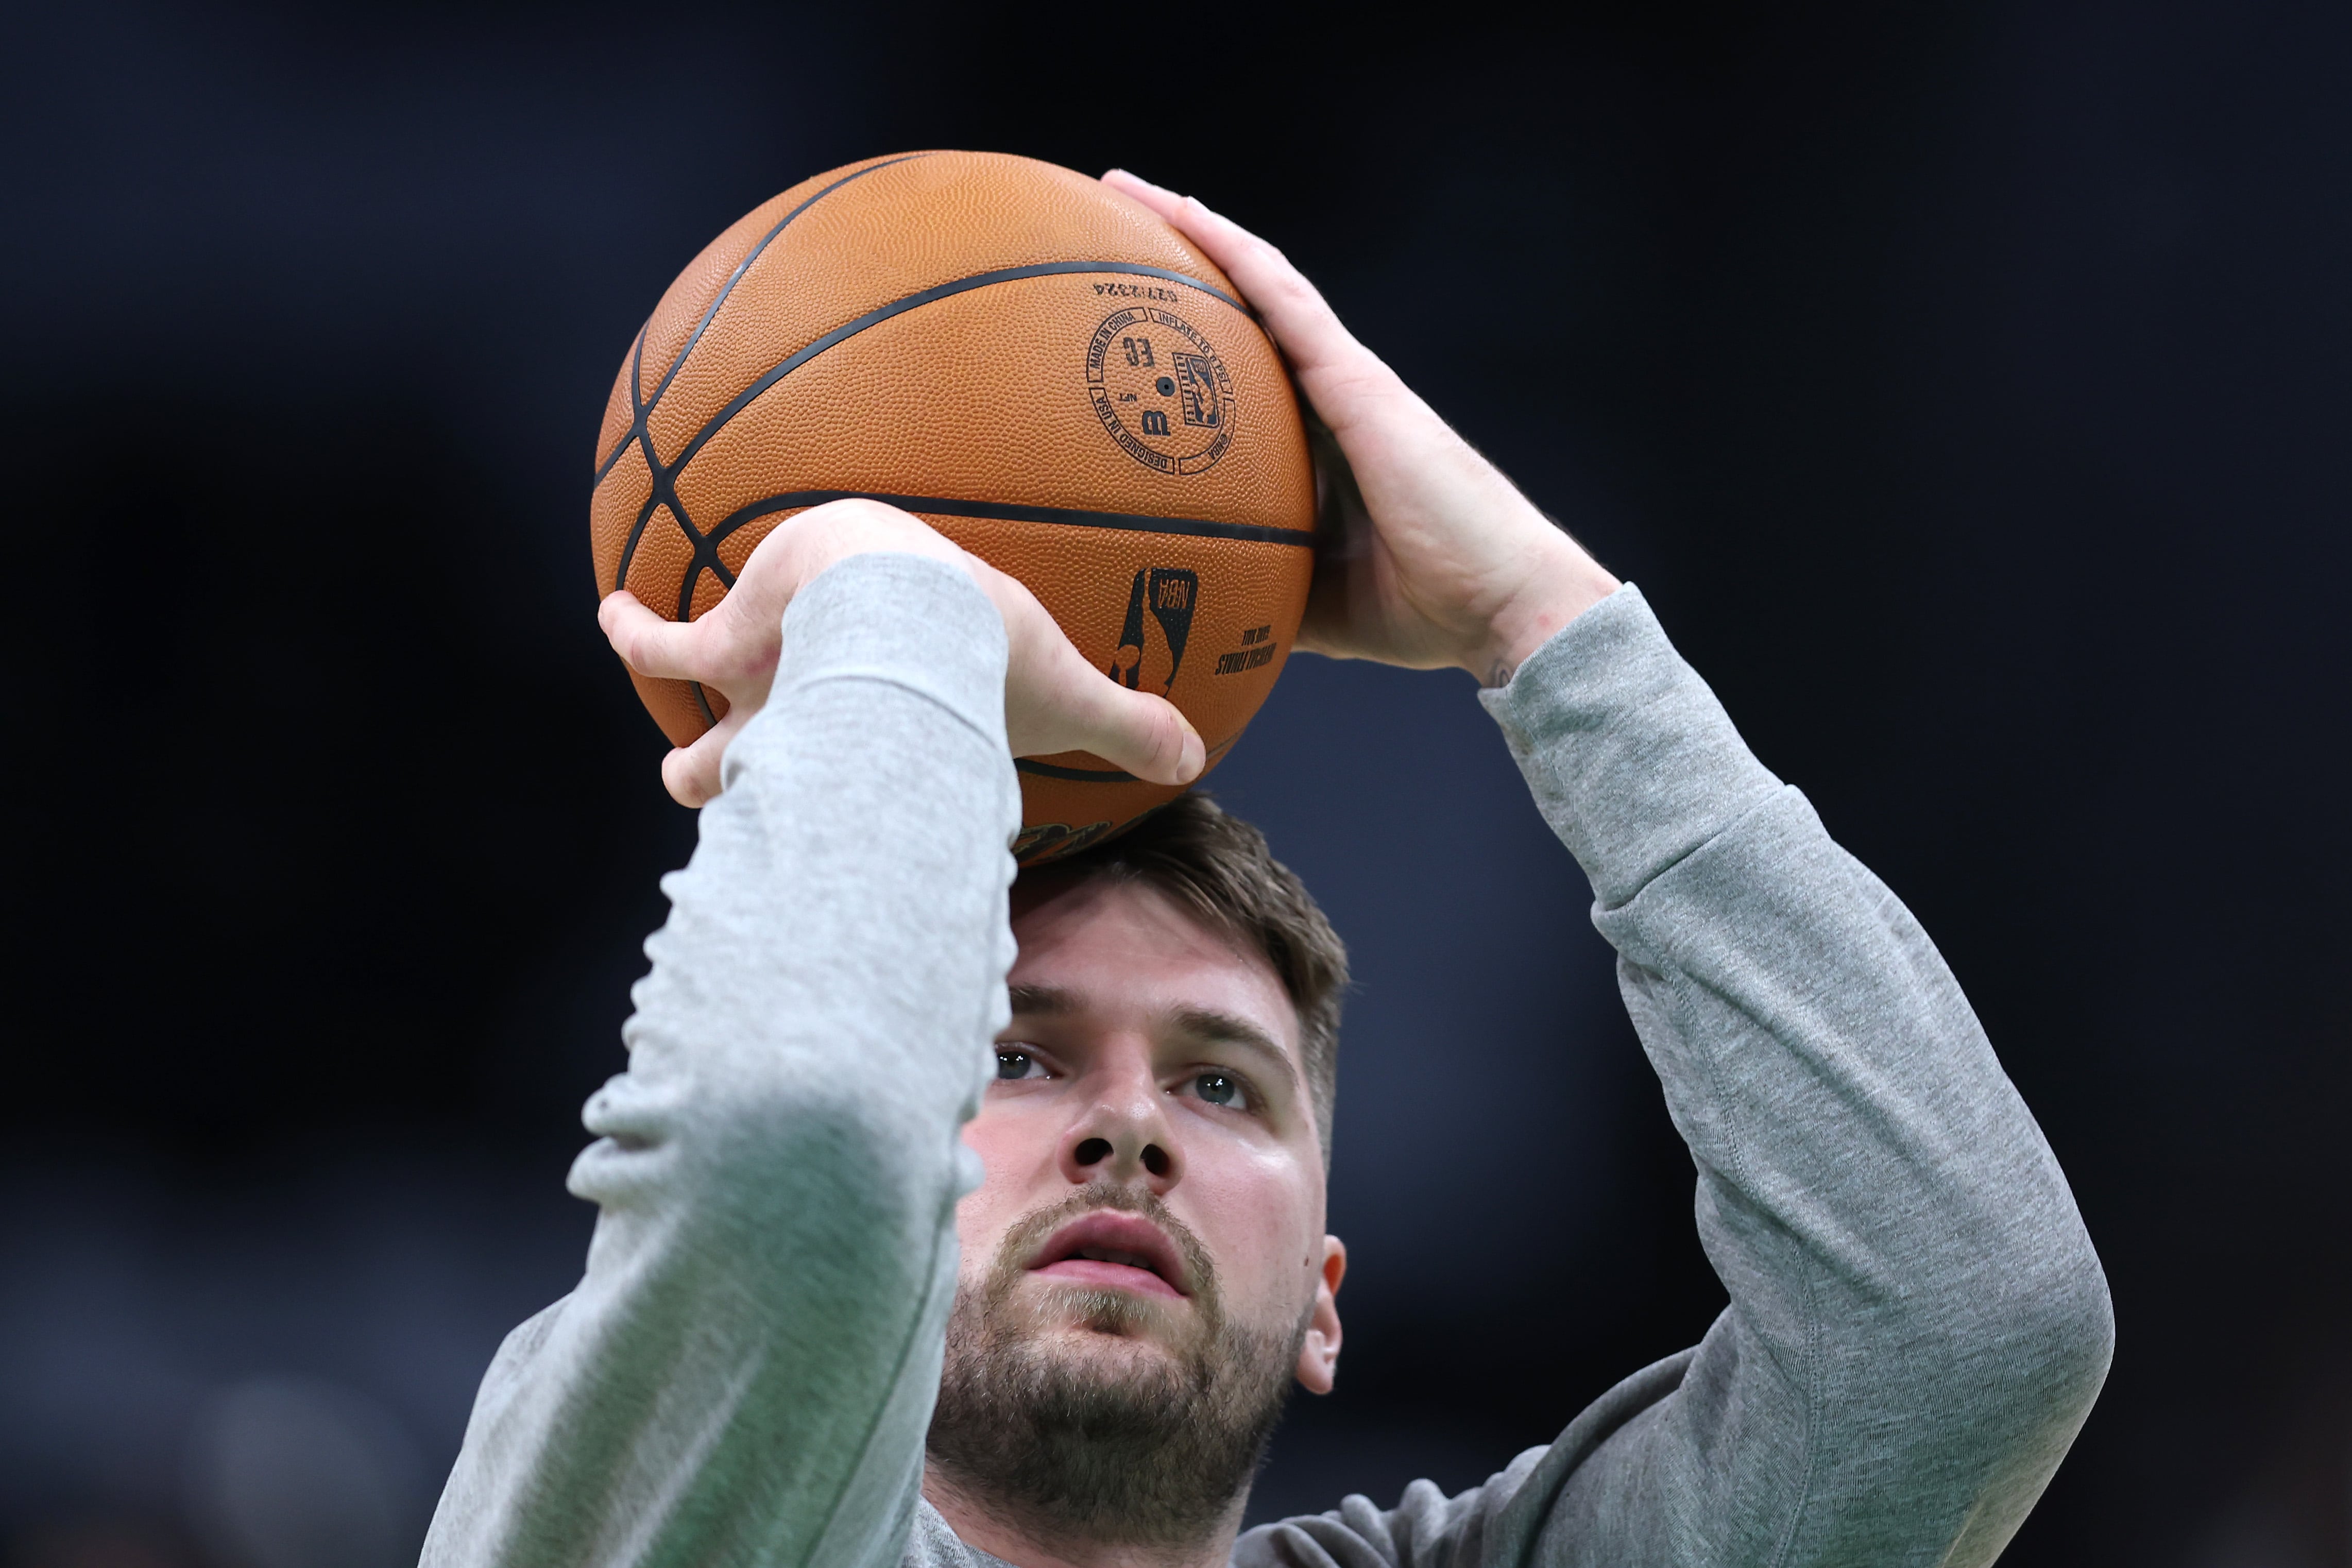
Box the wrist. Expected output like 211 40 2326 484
798 503 969 583
1473 538 1620 687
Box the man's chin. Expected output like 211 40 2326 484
1014 1275 1201 1354
932 1226 1306 1553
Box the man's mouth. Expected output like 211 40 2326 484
1027 1209 1189 1300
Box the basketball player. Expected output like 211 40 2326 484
422 172 2112 1567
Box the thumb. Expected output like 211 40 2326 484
660 703 751 807
1009 632 1206 787
1073 685 1208 788
973 557 1208 787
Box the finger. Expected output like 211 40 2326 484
1101 167 1190 225
599 590 710 683
1102 169 1371 385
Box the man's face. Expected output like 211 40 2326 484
926 873 1344 1544
960 874 1342 1390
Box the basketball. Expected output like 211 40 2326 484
590 151 1316 862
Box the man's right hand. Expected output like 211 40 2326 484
599 497 1205 807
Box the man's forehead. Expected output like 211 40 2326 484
1006 877 1298 1050
1010 874 1241 963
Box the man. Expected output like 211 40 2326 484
423 172 2113 1568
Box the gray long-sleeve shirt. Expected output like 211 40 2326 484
421 553 2113 1568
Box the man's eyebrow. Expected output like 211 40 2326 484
1005 983 1077 1016
1003 987 1300 1089
1165 1005 1300 1088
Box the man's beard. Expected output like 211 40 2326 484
927 1184 1307 1554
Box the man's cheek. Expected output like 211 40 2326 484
958 1098 1044 1183
1188 1185 1315 1314
951 1163 1011 1270
957 1162 1048 1271
958 1114 1016 1204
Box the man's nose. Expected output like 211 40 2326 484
1057 1051 1181 1191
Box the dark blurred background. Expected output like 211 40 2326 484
5 1 2348 1564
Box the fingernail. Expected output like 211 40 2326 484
1178 720 1206 783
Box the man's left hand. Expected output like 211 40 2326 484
1103 170 1620 686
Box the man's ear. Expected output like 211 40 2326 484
1294 1235 1347 1395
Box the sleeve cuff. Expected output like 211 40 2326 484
1477 583 1782 909
731 552 1010 779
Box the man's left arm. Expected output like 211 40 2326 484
1245 591 2113 1568
1110 169 2113 1565
1480 587 2114 1564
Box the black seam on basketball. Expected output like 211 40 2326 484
672 516 741 620
706 490 1316 548
666 261 1248 481
1013 730 1239 787
645 157 932 412
609 337 659 587
616 488 659 595
679 517 741 608
593 153 935 486
691 681 718 727
593 328 649 488
606 158 944 593
1014 758 1139 782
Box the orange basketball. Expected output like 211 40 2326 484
590 151 1316 862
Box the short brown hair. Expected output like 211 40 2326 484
1016 794 1349 1167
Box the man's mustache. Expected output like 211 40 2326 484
986 1183 1219 1307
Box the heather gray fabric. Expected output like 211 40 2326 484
422 559 2112 1568
1232 589 2115 1568
423 553 1017 1568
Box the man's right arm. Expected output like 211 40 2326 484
421 552 1021 1568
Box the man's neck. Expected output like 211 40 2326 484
921 1469 1245 1568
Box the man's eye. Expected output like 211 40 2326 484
1192 1071 1241 1107
996 1049 1044 1082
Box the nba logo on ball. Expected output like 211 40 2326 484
1109 568 1200 693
